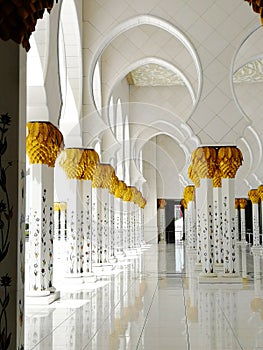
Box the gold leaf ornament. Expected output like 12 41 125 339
26 122 64 167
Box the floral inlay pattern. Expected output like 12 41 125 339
0 113 13 349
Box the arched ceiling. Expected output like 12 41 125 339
82 0 263 195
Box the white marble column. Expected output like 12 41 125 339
130 202 136 251
248 189 261 248
98 188 110 265
218 146 243 277
157 199 166 243
184 186 196 250
109 193 116 262
123 200 129 254
213 182 223 265
114 197 124 258
54 203 60 240
82 180 95 280
195 186 202 265
239 199 247 243
27 122 63 300
221 178 238 275
199 178 215 276
114 181 127 258
65 178 83 276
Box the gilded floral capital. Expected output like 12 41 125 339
217 146 243 179
158 199 167 209
213 169 222 188
115 181 127 199
54 202 67 211
181 198 187 209
92 164 115 189
257 185 263 200
248 189 260 204
59 148 99 180
26 122 64 167
191 147 217 179
184 186 195 203
235 198 239 209
239 198 248 209
123 186 132 202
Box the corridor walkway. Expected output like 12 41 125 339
25 243 261 350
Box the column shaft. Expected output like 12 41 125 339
28 164 55 292
82 180 92 274
222 178 238 274
199 178 215 275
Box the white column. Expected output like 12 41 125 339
130 202 136 250
114 197 124 258
123 201 129 254
195 186 202 265
235 199 240 241
213 186 223 264
60 204 67 240
239 199 247 242
66 179 83 277
92 187 99 264
248 189 261 248
134 205 140 249
109 194 116 262
199 178 215 276
221 178 238 275
28 164 57 295
157 201 166 243
54 203 60 240
187 200 196 250
99 188 110 264
82 180 94 279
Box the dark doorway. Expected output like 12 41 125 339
165 199 182 243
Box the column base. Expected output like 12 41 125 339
251 246 263 254
93 263 114 274
26 290 60 305
215 263 224 272
218 273 242 283
195 262 202 271
82 273 97 283
64 273 84 284
125 249 139 257
199 272 217 283
159 240 166 244
109 256 118 263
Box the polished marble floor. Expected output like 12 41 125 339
25 242 263 350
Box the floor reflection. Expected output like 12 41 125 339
25 243 263 350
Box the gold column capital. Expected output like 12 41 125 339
239 198 248 209
217 146 243 178
114 181 127 199
26 121 64 167
248 189 260 204
188 165 200 188
184 185 195 202
235 198 239 209
109 172 119 195
54 202 67 211
257 185 263 200
123 186 132 202
213 169 222 188
59 148 99 180
92 164 115 189
191 147 217 179
181 198 187 210
139 197 147 209
158 199 167 209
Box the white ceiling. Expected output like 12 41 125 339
82 0 263 194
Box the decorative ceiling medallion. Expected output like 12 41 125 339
233 59 263 83
127 63 184 86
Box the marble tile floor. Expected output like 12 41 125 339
25 243 263 349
